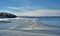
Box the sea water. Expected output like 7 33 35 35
0 17 60 36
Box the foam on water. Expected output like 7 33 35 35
0 17 60 36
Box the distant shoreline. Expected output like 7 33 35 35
18 16 60 18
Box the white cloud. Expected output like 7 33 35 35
7 7 19 9
0 10 11 13
6 5 45 12
15 10 60 16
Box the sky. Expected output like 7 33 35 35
0 0 60 16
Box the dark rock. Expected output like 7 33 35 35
0 12 17 18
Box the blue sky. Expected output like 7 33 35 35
0 0 60 16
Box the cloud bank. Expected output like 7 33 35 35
15 10 60 16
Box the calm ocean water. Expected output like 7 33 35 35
0 17 60 36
